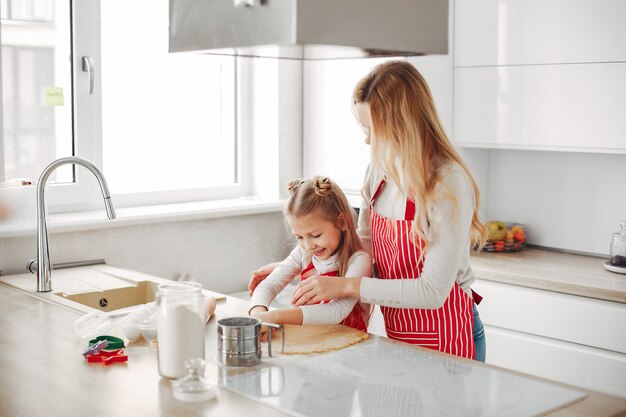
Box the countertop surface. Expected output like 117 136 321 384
1 266 626 417
470 247 626 303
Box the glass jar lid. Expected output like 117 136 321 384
172 358 217 402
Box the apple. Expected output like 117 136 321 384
486 221 507 241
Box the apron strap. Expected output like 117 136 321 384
371 177 415 221
300 261 315 277
471 289 483 305
300 261 340 280
405 199 415 221
370 178 386 205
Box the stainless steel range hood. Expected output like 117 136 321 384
169 0 448 59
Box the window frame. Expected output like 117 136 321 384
0 0 249 214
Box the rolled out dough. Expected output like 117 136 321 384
273 324 368 355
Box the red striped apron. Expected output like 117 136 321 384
300 262 368 332
370 179 475 359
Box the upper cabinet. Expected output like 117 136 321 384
453 0 626 153
454 0 626 67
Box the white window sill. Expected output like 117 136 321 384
0 197 285 238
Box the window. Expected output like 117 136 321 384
100 1 240 206
1 0 242 212
1 0 73 184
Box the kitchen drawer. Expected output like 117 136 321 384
473 279 626 354
485 325 626 399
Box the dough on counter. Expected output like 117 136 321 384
273 324 368 355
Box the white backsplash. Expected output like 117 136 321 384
464 148 626 256
0 212 291 293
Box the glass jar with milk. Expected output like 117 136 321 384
156 282 205 379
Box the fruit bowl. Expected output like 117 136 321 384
483 222 528 253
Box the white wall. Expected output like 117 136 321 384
462 148 626 256
0 212 291 294
484 150 626 255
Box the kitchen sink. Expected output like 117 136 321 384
0 264 169 314
0 264 226 316
54 280 159 312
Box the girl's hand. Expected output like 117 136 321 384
251 310 277 342
248 262 279 296
291 276 361 306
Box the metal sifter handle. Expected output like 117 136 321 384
262 322 284 357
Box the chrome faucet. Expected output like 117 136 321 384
27 157 116 292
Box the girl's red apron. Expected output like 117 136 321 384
300 262 368 332
370 179 475 359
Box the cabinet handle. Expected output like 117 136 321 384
81 56 96 95
233 0 265 7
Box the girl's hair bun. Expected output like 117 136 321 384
313 176 333 197
287 179 304 194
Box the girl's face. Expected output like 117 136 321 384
287 211 343 260
355 102 372 145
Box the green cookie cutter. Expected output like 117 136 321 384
88 335 125 350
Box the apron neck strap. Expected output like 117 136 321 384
371 178 416 221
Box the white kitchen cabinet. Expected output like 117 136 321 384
453 0 626 153
454 63 626 152
485 326 626 399
473 279 626 398
455 0 626 67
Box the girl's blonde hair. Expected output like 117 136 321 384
353 60 487 251
286 176 365 277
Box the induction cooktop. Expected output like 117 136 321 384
218 337 585 417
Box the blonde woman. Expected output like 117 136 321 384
252 61 487 360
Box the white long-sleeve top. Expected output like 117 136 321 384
250 247 373 325
358 162 477 309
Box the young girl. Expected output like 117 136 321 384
288 61 488 360
249 176 372 334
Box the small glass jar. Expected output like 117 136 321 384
156 282 205 379
609 221 626 267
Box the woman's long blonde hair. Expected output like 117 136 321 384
286 176 365 277
353 60 487 251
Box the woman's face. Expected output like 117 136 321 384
355 102 372 145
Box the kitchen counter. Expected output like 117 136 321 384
470 247 626 303
1 275 626 417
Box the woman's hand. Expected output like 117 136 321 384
248 262 278 296
291 276 362 306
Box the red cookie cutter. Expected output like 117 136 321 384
85 348 128 365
